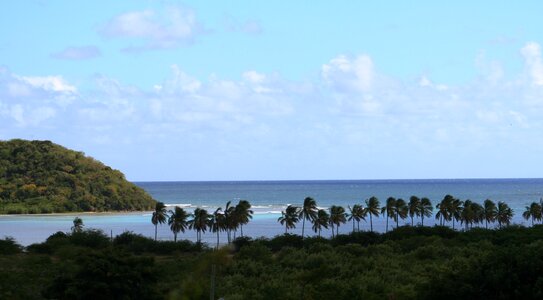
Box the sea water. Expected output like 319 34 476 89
1 179 542 245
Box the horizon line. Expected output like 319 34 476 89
131 177 543 183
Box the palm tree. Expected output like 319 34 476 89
483 199 497 229
496 201 513 228
381 197 397 233
436 195 454 226
299 197 318 238
523 202 542 226
168 206 189 242
312 209 330 237
472 202 484 228
224 201 235 243
394 198 408 228
408 196 420 226
365 197 380 232
418 197 433 226
460 200 474 231
347 204 365 232
71 217 84 233
190 207 210 243
278 205 299 234
329 205 347 237
151 202 168 241
449 197 463 230
235 200 253 237
210 208 226 249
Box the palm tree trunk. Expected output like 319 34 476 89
216 231 219 249
331 223 334 238
352 219 355 233
240 224 243 237
396 213 399 228
421 214 424 226
174 233 177 242
370 214 373 232
154 224 158 241
385 215 389 233
357 221 360 232
411 216 413 226
485 219 488 229
302 217 306 238
336 225 339 236
285 225 287 234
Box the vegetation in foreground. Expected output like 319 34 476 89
2 225 543 299
0 139 156 214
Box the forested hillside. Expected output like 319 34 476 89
0 139 156 213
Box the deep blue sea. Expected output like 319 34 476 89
1 179 542 245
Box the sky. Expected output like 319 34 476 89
1 1 543 181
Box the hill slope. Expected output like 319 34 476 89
0 139 156 214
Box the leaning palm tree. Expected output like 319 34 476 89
168 206 189 242
278 205 299 234
210 207 226 249
408 196 421 226
523 202 542 226
496 201 514 228
190 207 210 243
151 202 168 241
71 217 84 233
365 196 380 232
418 197 433 226
299 197 318 238
234 200 253 237
483 199 497 229
394 198 408 228
312 209 330 237
329 205 347 237
381 197 397 233
347 204 365 232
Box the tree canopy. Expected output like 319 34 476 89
0 139 156 213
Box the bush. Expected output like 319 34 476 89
0 237 23 254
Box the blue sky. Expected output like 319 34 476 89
1 1 543 181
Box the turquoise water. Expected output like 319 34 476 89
1 179 542 245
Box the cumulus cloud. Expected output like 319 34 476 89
51 46 101 60
322 54 374 93
15 75 77 94
100 6 204 50
521 42 543 86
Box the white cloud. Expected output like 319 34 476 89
16 75 77 94
322 54 374 93
521 42 543 86
100 6 203 50
51 46 101 60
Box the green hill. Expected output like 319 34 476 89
0 139 156 214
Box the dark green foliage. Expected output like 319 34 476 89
113 231 205 254
0 237 23 254
42 250 158 300
0 139 156 213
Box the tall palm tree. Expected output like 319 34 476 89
234 200 253 237
394 198 408 228
449 197 463 230
168 206 189 242
365 197 380 232
381 197 397 233
408 196 421 226
224 201 235 243
71 217 84 233
299 197 318 238
523 202 542 226
418 197 433 226
329 205 347 237
151 202 168 241
278 205 299 234
436 195 454 226
190 207 210 243
496 201 513 228
483 199 497 229
460 200 474 231
210 208 225 249
312 209 330 237
347 204 365 232
472 202 484 228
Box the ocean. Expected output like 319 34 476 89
1 179 542 246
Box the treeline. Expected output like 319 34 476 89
153 195 543 244
0 139 156 213
3 225 543 299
